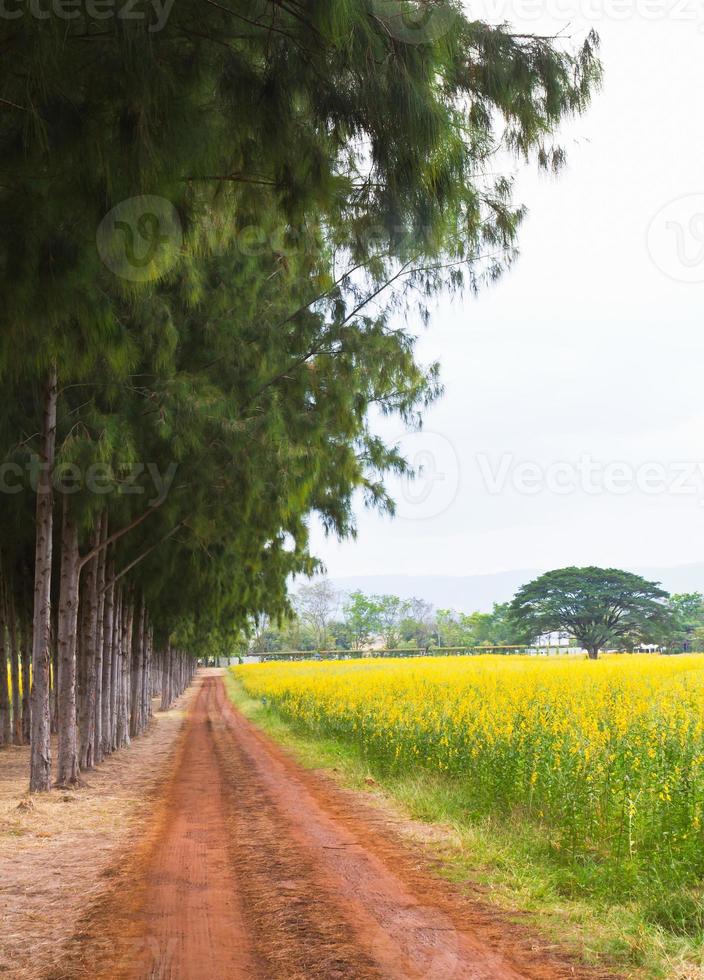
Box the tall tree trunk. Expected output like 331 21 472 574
76 579 90 768
152 642 161 700
21 615 31 744
160 643 172 711
142 621 152 730
8 594 22 744
155 640 161 698
116 592 132 749
49 619 58 734
0 593 10 746
130 598 145 737
123 597 134 744
78 522 101 770
93 521 107 764
75 578 87 756
110 589 121 752
100 568 114 759
30 364 57 792
56 507 81 788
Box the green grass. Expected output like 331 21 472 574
224 672 704 979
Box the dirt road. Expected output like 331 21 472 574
57 673 611 980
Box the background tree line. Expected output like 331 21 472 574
246 575 704 657
248 579 531 654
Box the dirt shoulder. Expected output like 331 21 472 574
0 685 195 980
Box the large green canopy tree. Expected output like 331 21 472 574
510 567 670 659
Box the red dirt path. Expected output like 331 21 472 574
54 673 615 980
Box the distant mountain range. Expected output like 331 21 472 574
331 564 704 613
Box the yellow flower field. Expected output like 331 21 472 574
235 654 704 893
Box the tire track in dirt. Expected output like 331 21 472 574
54 672 616 980
124 681 256 979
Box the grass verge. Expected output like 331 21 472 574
223 672 703 980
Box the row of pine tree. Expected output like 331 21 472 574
0 532 193 778
0 3 601 789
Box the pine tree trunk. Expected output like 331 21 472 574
78 523 101 770
130 599 145 737
30 364 58 792
152 644 161 700
93 526 107 764
9 595 22 744
114 591 125 749
21 616 31 745
110 589 121 752
124 598 134 742
116 594 133 749
75 576 87 760
49 621 58 734
100 569 114 759
160 643 172 711
142 622 152 730
155 640 161 698
0 595 10 747
161 643 176 711
56 507 81 788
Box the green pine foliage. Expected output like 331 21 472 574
0 5 601 649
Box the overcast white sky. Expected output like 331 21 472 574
311 14 704 578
